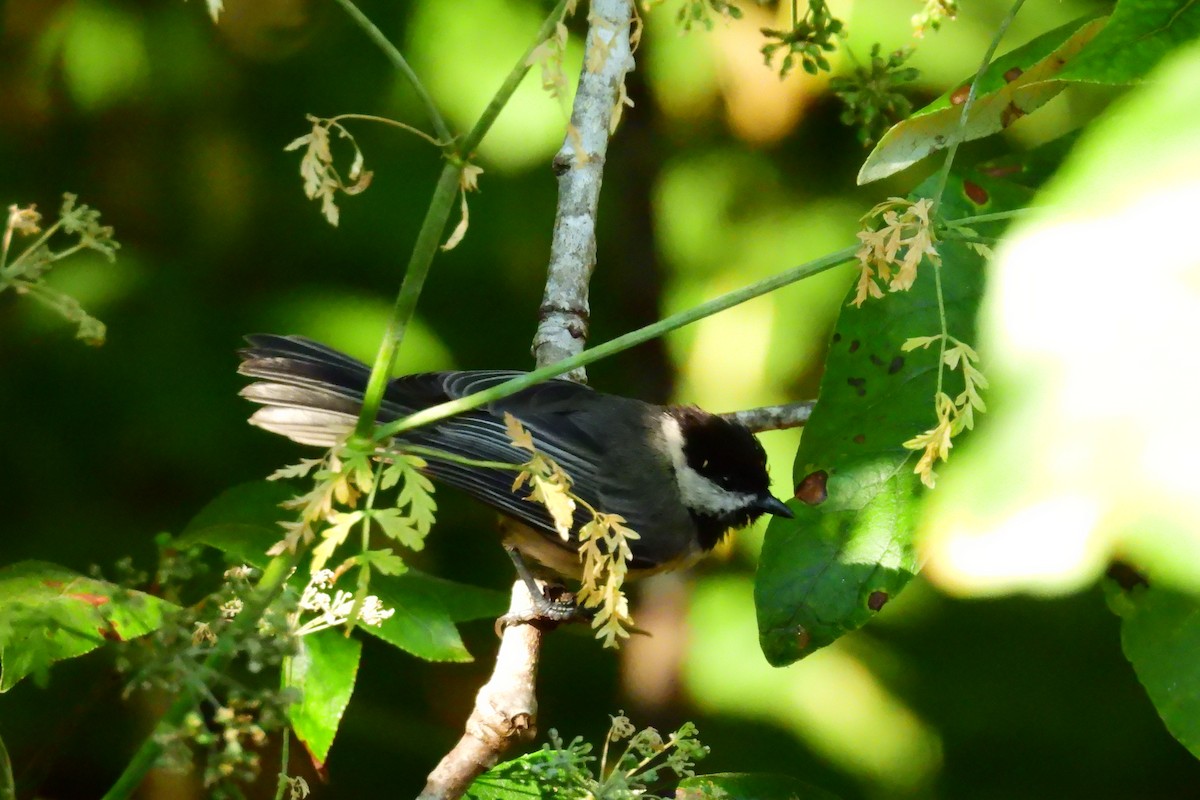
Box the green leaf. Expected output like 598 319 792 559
858 16 1106 184
343 448 375 493
0 561 177 692
677 773 844 800
178 480 296 567
465 747 587 800
385 571 508 623
365 572 491 663
463 762 543 800
1106 583 1200 758
755 172 1034 666
267 457 323 481
284 629 362 768
359 548 407 576
311 510 363 573
372 507 425 551
1059 0 1200 84
181 481 506 661
917 40 1200 596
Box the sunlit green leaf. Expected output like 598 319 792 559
920 40 1200 596
858 16 1106 184
755 172 1033 666
1059 0 1200 84
359 548 407 576
0 561 176 692
465 748 585 800
367 573 478 663
372 507 424 551
284 629 361 767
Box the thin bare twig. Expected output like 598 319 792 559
722 401 815 432
533 0 637 379
419 2 636 798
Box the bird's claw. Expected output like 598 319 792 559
494 589 593 636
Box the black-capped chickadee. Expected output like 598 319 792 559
238 335 793 616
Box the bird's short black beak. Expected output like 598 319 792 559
755 494 794 519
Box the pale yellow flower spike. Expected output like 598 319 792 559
902 334 989 487
850 197 940 306
504 414 640 646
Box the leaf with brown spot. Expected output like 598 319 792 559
0 561 177 692
963 180 990 205
795 471 829 505
858 16 1107 183
755 170 1033 666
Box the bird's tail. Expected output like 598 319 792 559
238 335 381 448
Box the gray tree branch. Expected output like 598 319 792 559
722 400 815 432
533 0 636 379
417 583 543 800
419 2 636 797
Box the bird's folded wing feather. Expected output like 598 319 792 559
239 335 606 544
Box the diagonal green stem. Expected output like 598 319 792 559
949 208 1030 226
328 0 454 147
461 0 570 156
930 0 1027 213
351 0 571 441
374 245 859 439
352 161 462 441
273 726 291 800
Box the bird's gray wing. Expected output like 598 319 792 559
239 336 606 542
391 371 614 543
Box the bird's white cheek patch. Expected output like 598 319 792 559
675 465 756 516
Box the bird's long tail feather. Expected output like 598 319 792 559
238 335 380 448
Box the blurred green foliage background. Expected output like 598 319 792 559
1 0 1196 797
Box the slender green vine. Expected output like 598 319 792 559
370 200 1022 441
929 0 1027 213
351 0 572 442
375 245 861 439
927 0 1025 473
328 0 454 148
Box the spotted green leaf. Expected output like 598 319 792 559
858 16 1105 184
755 171 1033 666
0 561 176 691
